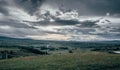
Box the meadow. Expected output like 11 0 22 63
0 51 120 70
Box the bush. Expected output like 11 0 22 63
69 50 73 53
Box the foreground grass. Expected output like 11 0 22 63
0 51 120 70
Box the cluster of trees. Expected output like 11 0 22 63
0 50 18 59
20 46 48 55
91 47 120 51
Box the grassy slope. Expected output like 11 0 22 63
0 51 120 70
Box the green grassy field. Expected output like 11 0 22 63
0 51 120 70
0 48 19 51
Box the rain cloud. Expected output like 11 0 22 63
0 0 120 41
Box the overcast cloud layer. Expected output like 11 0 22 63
0 0 120 41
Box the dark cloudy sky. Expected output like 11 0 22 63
0 0 120 41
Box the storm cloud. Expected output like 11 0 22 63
41 0 120 16
0 0 120 41
14 0 45 15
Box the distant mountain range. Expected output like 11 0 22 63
0 36 119 43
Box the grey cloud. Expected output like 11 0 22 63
0 27 47 38
94 33 120 40
79 0 120 15
110 27 120 32
43 0 120 16
113 14 120 17
76 20 99 28
1 0 120 16
0 0 9 15
25 17 100 27
55 19 79 25
0 0 119 41
24 20 80 26
76 28 96 34
57 27 96 35
0 20 36 29
14 0 45 15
